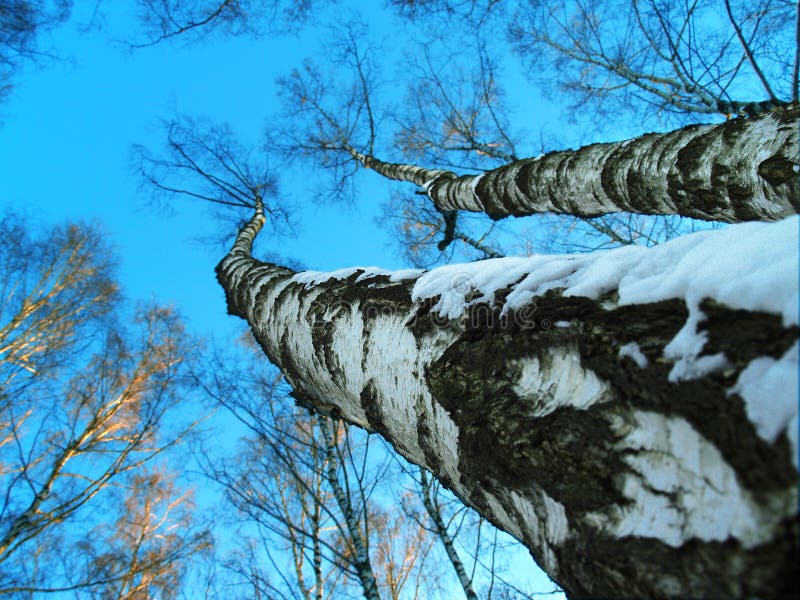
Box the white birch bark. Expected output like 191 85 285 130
217 204 799 599
348 104 799 222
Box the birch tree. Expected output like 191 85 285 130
0 214 208 596
341 104 798 222
214 97 799 597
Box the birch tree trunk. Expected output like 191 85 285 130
347 103 799 222
217 203 798 599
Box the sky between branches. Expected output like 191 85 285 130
0 1 578 340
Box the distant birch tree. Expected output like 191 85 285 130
198 341 436 600
0 214 209 596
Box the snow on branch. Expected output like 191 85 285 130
217 215 798 598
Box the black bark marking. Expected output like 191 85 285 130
425 314 628 513
558 516 799 599
758 156 800 188
360 381 385 434
422 291 797 512
414 397 449 481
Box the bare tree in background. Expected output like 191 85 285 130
135 117 279 213
0 213 209 596
275 25 520 262
134 116 293 247
0 0 71 102
197 341 436 600
509 0 798 123
86 0 320 47
381 190 503 268
386 0 506 25
79 467 206 600
275 19 382 204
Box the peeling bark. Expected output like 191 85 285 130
348 104 799 222
217 206 799 599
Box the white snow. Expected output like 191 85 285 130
618 342 649 368
412 256 542 319
291 266 423 286
292 266 381 286
290 217 798 330
388 268 425 282
411 217 799 325
728 344 799 465
410 217 797 387
663 303 729 382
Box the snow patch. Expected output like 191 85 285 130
728 344 799 466
388 268 425 282
407 218 796 384
292 266 423 286
292 266 387 286
663 303 729 382
618 342 649 368
412 256 539 320
410 217 798 324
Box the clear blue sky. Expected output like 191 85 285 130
0 3 431 340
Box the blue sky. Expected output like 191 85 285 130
0 3 429 341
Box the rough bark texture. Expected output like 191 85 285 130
217 209 799 599
349 104 799 222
